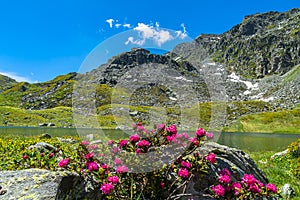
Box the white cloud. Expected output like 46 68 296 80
0 71 33 82
155 22 160 28
125 22 189 46
125 37 135 45
105 19 114 28
175 23 188 39
123 23 131 28
115 23 122 28
125 23 173 46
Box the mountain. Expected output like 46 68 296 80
0 8 299 131
178 8 300 79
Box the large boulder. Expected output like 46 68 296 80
183 142 269 199
0 169 102 200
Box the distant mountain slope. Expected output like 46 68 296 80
0 74 17 92
0 73 76 109
176 8 300 79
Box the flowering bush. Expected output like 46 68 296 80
210 167 280 199
54 123 280 199
56 123 215 198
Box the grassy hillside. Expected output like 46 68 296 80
0 106 73 127
224 104 300 133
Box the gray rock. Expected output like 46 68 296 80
271 149 289 159
47 123 55 127
185 142 269 198
39 123 48 127
0 169 102 200
27 142 57 152
281 183 295 199
90 140 103 145
57 137 77 144
41 133 52 139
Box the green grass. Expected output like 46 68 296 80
249 150 300 199
0 106 73 127
283 64 300 82
224 106 300 133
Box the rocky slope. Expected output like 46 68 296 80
191 8 300 79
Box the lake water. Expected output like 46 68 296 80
0 126 299 152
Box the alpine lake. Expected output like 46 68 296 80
0 126 299 152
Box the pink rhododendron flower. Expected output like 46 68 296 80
220 168 231 176
166 124 177 134
189 137 199 146
86 161 99 172
242 174 257 186
137 125 146 132
114 158 122 165
133 123 138 129
116 165 128 173
107 140 114 145
180 161 191 169
178 168 189 178
107 176 119 184
88 144 98 150
257 180 264 187
266 183 277 193
166 134 177 143
101 164 110 169
232 182 242 195
80 141 90 146
58 158 69 168
249 184 261 193
182 132 189 139
135 148 143 154
219 175 231 184
85 152 94 160
195 127 206 137
112 146 120 154
119 140 128 147
100 182 114 195
206 153 216 164
137 140 150 147
212 184 225 196
157 124 165 130
206 132 214 139
23 155 28 159
129 134 140 142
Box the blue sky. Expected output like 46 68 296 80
0 0 299 82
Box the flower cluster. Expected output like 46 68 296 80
211 168 278 199
54 123 278 199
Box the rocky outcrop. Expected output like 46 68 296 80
0 169 102 200
192 8 300 79
172 142 268 199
